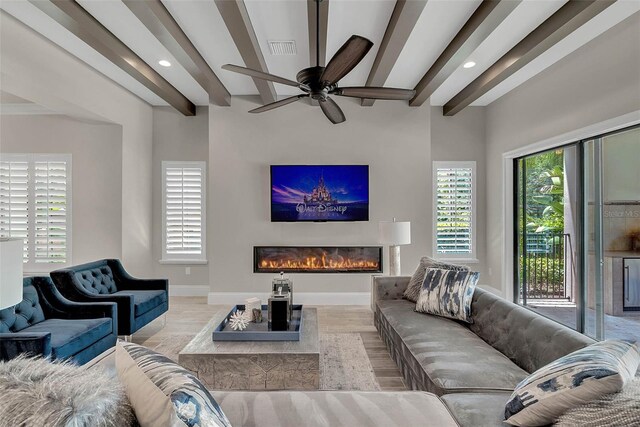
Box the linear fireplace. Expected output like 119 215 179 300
254 246 383 273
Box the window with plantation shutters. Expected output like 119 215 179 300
0 154 72 271
161 161 206 263
433 161 476 261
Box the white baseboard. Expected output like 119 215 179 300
207 292 370 306
169 285 210 297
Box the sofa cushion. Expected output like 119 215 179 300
404 257 469 303
74 266 117 295
415 268 479 323
469 288 594 373
112 290 167 316
0 283 45 333
116 342 231 427
212 390 458 427
22 318 112 360
377 299 528 395
504 340 640 426
441 392 511 427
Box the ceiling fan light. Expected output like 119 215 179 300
463 61 476 69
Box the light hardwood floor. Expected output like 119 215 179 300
132 297 406 391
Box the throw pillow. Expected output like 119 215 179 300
415 268 479 322
116 342 231 427
504 340 640 426
554 377 640 426
0 354 135 427
403 257 469 303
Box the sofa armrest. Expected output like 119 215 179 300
107 259 168 292
118 278 168 292
0 332 52 361
50 291 132 336
371 276 411 311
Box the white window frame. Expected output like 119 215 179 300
0 153 73 272
432 160 477 263
161 161 207 264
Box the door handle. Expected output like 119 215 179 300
624 265 630 302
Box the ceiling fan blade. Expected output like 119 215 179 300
320 35 373 86
319 97 346 124
249 94 308 113
334 87 416 100
222 64 307 89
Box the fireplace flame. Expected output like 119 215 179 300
259 256 379 271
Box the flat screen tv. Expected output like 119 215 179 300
271 165 369 222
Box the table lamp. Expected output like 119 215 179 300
0 238 24 310
379 218 411 276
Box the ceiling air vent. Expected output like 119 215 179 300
268 40 296 56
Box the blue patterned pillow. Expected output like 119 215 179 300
116 342 231 427
415 268 479 323
504 340 640 426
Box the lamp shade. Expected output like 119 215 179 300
378 220 411 246
0 238 24 310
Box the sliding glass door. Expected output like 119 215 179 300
515 125 640 341
515 147 578 329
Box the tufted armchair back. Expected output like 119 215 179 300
0 278 46 333
74 266 118 295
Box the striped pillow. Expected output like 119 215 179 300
403 257 469 303
116 342 231 427
415 268 479 322
505 340 640 426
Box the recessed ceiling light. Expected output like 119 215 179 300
158 60 171 67
463 61 476 69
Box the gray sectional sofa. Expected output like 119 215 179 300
84 275 599 426
372 275 595 426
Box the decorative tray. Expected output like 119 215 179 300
212 304 303 342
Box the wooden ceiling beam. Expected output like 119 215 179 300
307 0 329 67
123 0 230 106
214 0 277 104
443 0 615 116
410 0 520 107
361 0 428 107
29 0 195 116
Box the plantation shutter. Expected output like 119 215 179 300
0 158 30 262
163 162 206 261
434 163 474 256
0 154 71 269
34 159 69 264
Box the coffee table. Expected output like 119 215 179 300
179 307 319 390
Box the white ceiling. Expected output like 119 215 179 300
1 0 638 110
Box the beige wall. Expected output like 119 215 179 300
485 13 640 296
0 12 154 276
431 107 488 283
209 97 431 296
152 106 209 294
0 114 123 270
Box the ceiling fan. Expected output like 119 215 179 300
221 0 415 124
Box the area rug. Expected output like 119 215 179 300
152 332 380 391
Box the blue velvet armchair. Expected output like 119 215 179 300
50 259 168 336
0 276 117 365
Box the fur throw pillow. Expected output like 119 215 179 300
554 377 640 426
0 355 135 427
403 256 469 302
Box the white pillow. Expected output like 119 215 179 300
505 340 640 426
